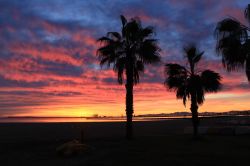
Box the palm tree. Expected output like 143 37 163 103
214 4 250 80
164 45 222 138
97 15 161 139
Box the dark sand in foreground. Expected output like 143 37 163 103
0 117 250 166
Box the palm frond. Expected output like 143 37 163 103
141 26 154 38
133 70 140 84
136 60 145 72
165 64 188 77
120 15 127 27
183 44 203 68
164 64 188 91
107 32 122 41
217 36 246 71
214 18 248 40
133 61 145 84
97 38 123 68
246 55 250 81
184 45 196 63
244 4 250 23
193 51 204 64
138 39 161 64
114 57 126 84
201 70 222 92
176 86 188 106
97 37 113 44
97 45 115 67
214 18 248 71
122 18 141 42
196 89 204 105
188 75 204 105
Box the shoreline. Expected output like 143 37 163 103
1 115 250 123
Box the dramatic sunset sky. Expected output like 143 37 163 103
0 0 249 117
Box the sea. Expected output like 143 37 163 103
0 116 190 123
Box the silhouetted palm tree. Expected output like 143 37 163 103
97 15 161 139
164 45 222 137
214 4 250 80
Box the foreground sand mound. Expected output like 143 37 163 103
56 140 93 157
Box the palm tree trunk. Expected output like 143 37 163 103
125 59 134 140
125 82 133 140
190 93 199 138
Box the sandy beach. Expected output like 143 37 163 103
0 117 250 166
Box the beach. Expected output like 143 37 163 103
0 117 250 166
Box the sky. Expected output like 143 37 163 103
0 0 249 117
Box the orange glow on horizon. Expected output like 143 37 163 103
3 88 250 118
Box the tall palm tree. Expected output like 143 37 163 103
164 45 222 137
97 15 161 139
214 4 250 80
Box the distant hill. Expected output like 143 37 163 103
136 110 250 117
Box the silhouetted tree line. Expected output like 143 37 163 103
97 4 250 139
